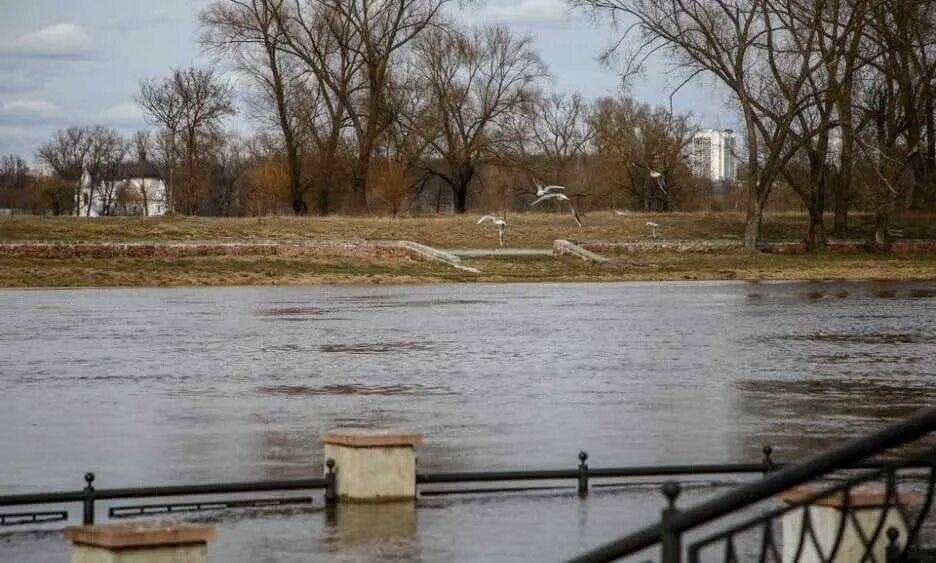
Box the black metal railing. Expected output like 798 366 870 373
0 446 790 530
568 406 936 563
5 409 936 563
0 471 333 527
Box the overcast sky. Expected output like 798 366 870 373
0 0 733 162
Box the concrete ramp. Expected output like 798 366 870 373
397 241 481 273
447 249 554 258
553 239 609 263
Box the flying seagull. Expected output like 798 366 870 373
531 177 567 197
530 193 584 227
632 162 669 195
477 215 508 246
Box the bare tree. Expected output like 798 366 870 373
579 0 830 250
529 92 593 186
137 78 184 211
137 67 235 214
201 0 310 214
856 0 936 248
271 0 454 212
407 24 545 213
589 95 693 211
84 127 130 216
36 127 91 215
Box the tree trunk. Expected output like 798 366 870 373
451 165 474 214
743 195 763 252
287 145 306 215
453 182 469 213
314 182 330 215
806 207 826 251
351 171 369 213
873 206 890 252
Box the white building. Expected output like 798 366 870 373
77 160 168 217
692 129 737 182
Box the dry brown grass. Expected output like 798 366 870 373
2 213 934 287
2 252 934 288
3 211 936 247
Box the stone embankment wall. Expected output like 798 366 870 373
0 241 411 259
581 239 936 254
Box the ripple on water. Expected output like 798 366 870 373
256 383 454 397
317 341 435 353
255 306 326 317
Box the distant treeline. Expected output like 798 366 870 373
3 0 936 252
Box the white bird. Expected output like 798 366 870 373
477 215 508 246
646 221 660 239
614 210 628 216
530 193 584 227
532 177 567 197
632 162 669 195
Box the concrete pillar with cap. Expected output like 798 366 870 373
778 484 918 563
322 430 423 502
64 521 215 563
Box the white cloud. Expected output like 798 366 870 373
1 23 95 59
97 102 144 127
0 98 65 125
480 0 569 22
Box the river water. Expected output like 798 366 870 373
1 281 934 561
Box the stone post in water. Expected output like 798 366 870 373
322 430 423 502
64 521 215 563
778 485 917 563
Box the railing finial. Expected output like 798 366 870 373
662 481 681 509
324 458 337 505
82 472 96 526
577 451 589 497
886 526 901 563
762 445 774 473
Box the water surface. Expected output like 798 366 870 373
1 280 934 561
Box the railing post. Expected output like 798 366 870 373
324 458 337 505
661 481 682 563
762 445 774 475
577 451 589 497
886 527 901 563
82 472 95 526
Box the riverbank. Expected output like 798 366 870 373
2 250 935 287
1 213 935 287
4 211 936 244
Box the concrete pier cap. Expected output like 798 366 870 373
778 484 919 563
322 429 424 502
64 521 215 563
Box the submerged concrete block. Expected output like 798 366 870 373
322 430 423 502
65 521 215 563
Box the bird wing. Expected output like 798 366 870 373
544 185 567 192
530 194 556 207
477 215 496 224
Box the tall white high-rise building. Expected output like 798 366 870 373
692 129 737 182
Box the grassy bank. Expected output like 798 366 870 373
2 252 934 288
1 213 935 287
4 211 936 246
